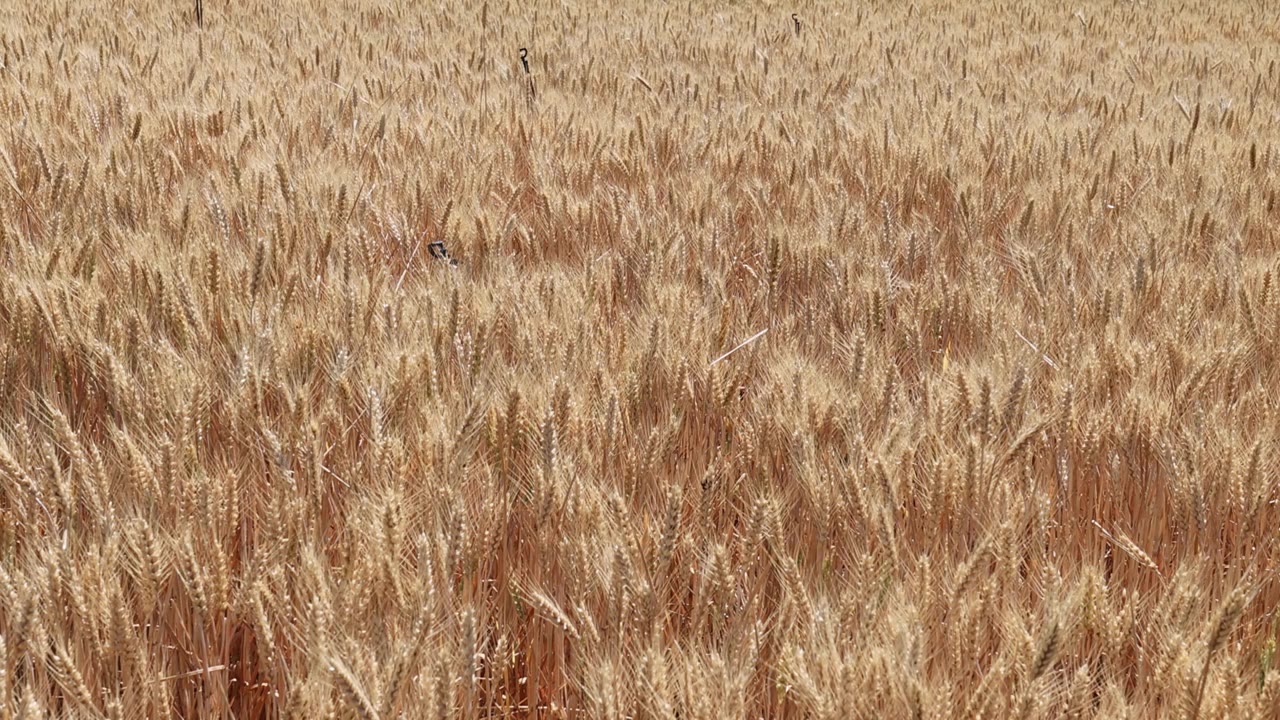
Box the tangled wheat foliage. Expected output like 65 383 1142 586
1 0 1280 717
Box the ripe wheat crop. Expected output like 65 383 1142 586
1 0 1279 717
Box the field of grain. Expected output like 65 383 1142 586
2 0 1279 717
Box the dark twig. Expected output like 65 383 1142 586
519 48 536 108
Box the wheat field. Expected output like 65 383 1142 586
1 0 1278 717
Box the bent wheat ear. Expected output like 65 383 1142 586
330 658 380 720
